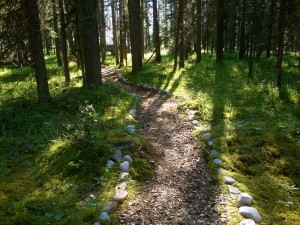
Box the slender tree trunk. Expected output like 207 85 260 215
111 0 119 65
276 0 287 89
173 1 181 71
196 0 202 62
24 0 51 102
59 0 70 84
128 0 143 73
99 0 106 63
119 0 124 66
141 0 145 58
216 0 224 63
52 0 62 66
75 6 85 81
153 0 162 62
178 0 185 68
239 0 246 59
81 0 102 87
266 0 275 58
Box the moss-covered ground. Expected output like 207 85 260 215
120 52 300 225
0 56 152 225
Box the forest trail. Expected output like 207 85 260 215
102 67 221 225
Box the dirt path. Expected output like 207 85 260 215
102 67 221 225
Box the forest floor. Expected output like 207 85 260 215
103 67 225 224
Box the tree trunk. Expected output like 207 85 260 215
239 0 246 59
216 0 224 63
276 0 287 89
141 0 145 58
266 0 275 58
59 0 70 84
111 0 119 65
99 0 106 63
52 0 62 66
196 0 202 62
81 0 102 87
128 0 143 73
153 0 162 62
178 0 185 68
24 0 51 102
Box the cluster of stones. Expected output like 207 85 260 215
182 105 262 224
95 150 134 224
93 86 138 225
115 68 171 95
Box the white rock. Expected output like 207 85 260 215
213 158 222 165
99 212 110 221
218 167 228 174
210 149 219 156
94 222 101 225
106 160 115 167
160 89 170 95
112 150 122 162
113 189 128 203
208 141 214 146
120 172 130 181
120 161 130 172
239 219 256 225
227 184 242 198
223 176 236 184
237 193 254 207
116 182 127 190
123 155 133 163
129 109 137 117
201 132 212 140
127 125 136 135
182 106 189 111
188 110 196 120
102 201 118 213
192 120 199 126
239 206 262 223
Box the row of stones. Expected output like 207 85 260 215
94 87 139 224
182 106 262 225
115 69 171 95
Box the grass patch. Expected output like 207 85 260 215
120 51 300 225
0 56 152 224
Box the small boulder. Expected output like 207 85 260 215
201 132 212 140
112 150 122 162
227 184 242 199
239 206 262 223
192 120 199 126
239 219 256 225
113 189 128 203
102 201 118 213
94 222 101 225
120 172 130 181
116 182 127 190
99 212 110 221
237 193 254 207
223 176 236 185
218 167 228 174
106 160 115 167
182 106 189 111
129 109 137 117
126 125 136 135
120 161 130 172
188 110 196 120
208 141 214 146
209 149 219 156
123 155 133 163
213 158 222 165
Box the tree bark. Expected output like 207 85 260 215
99 0 106 63
81 0 102 87
24 0 51 102
239 0 246 59
216 0 224 63
153 0 161 62
59 0 70 83
128 0 143 73
111 0 119 65
196 0 202 62
276 0 287 89
266 0 275 58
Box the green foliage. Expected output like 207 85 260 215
0 57 147 224
121 52 300 225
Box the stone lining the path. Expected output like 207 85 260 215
93 80 138 224
181 104 263 224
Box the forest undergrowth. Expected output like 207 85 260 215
120 51 300 225
0 56 151 225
